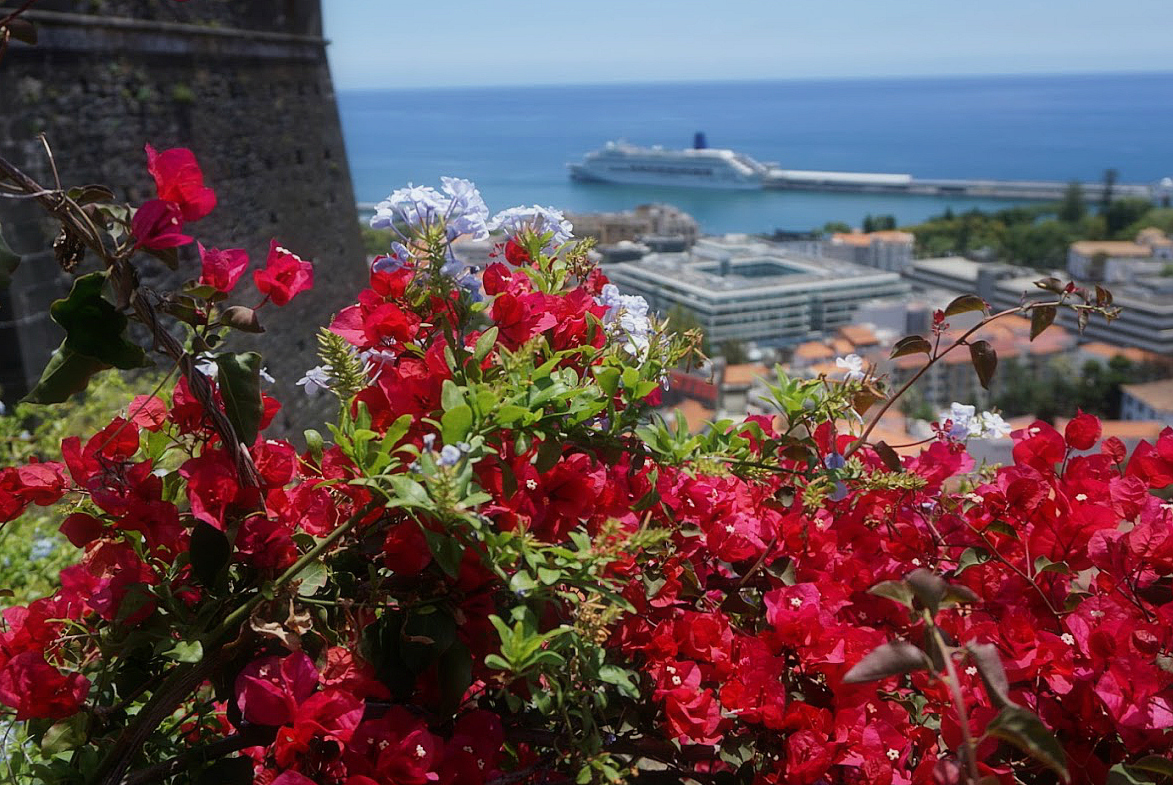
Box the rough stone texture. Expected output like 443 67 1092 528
0 1 366 432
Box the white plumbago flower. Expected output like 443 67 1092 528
259 366 275 384
440 177 490 241
437 443 465 467
370 178 489 242
835 353 865 382
488 205 574 250
194 356 218 379
942 402 977 439
296 365 333 396
597 284 652 358
977 410 1011 439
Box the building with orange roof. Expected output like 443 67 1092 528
1068 229 1173 283
669 399 716 434
1075 342 1169 369
836 324 879 349
791 341 835 367
827 230 915 272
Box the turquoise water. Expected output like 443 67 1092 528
337 72 1172 234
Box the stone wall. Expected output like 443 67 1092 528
0 1 365 431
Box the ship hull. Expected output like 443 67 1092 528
568 163 762 190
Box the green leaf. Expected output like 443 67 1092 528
220 305 264 333
943 294 988 318
304 429 324 462
296 560 328 596
598 664 639 698
842 641 932 684
907 568 948 615
0 221 20 289
534 438 562 473
594 366 621 397
386 475 431 508
873 441 903 471
441 379 464 412
1131 757 1173 779
1034 276 1065 293
437 640 473 710
41 714 87 755
422 529 463 578
496 405 529 426
50 272 148 369
986 705 1069 782
1107 764 1154 785
215 351 264 445
1033 555 1070 575
966 642 1012 708
1030 304 1057 341
441 404 473 445
969 340 997 390
869 579 916 610
189 521 231 588
890 335 932 359
401 608 457 673
22 344 110 404
955 547 992 575
537 566 561 585
163 640 204 663
509 571 538 594
473 326 498 363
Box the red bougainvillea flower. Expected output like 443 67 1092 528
144 144 216 222
0 652 90 720
254 239 314 306
131 199 192 249
197 242 249 293
1066 410 1103 451
235 651 320 726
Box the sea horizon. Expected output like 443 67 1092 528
335 68 1173 94
338 71 1173 235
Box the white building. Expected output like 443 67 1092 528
826 230 915 272
1121 379 1173 427
606 236 909 348
1067 229 1173 283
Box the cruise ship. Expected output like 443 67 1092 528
568 134 770 190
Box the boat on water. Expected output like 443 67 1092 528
568 133 769 190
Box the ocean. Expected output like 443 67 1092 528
337 72 1173 235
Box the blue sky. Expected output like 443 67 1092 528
323 0 1173 89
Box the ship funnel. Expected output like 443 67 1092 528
693 131 707 150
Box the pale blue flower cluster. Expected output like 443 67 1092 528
598 283 652 357
372 242 412 274
370 177 490 242
488 205 574 250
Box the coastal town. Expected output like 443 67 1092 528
482 197 1173 464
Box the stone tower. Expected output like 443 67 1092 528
0 0 366 430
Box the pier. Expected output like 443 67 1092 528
762 168 1160 201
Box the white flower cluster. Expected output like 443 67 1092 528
487 205 573 250
598 283 652 358
942 402 1011 440
835 354 866 382
370 177 490 241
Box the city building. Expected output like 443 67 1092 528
1067 228 1173 283
566 204 699 248
826 230 915 272
606 236 909 349
1120 379 1173 427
